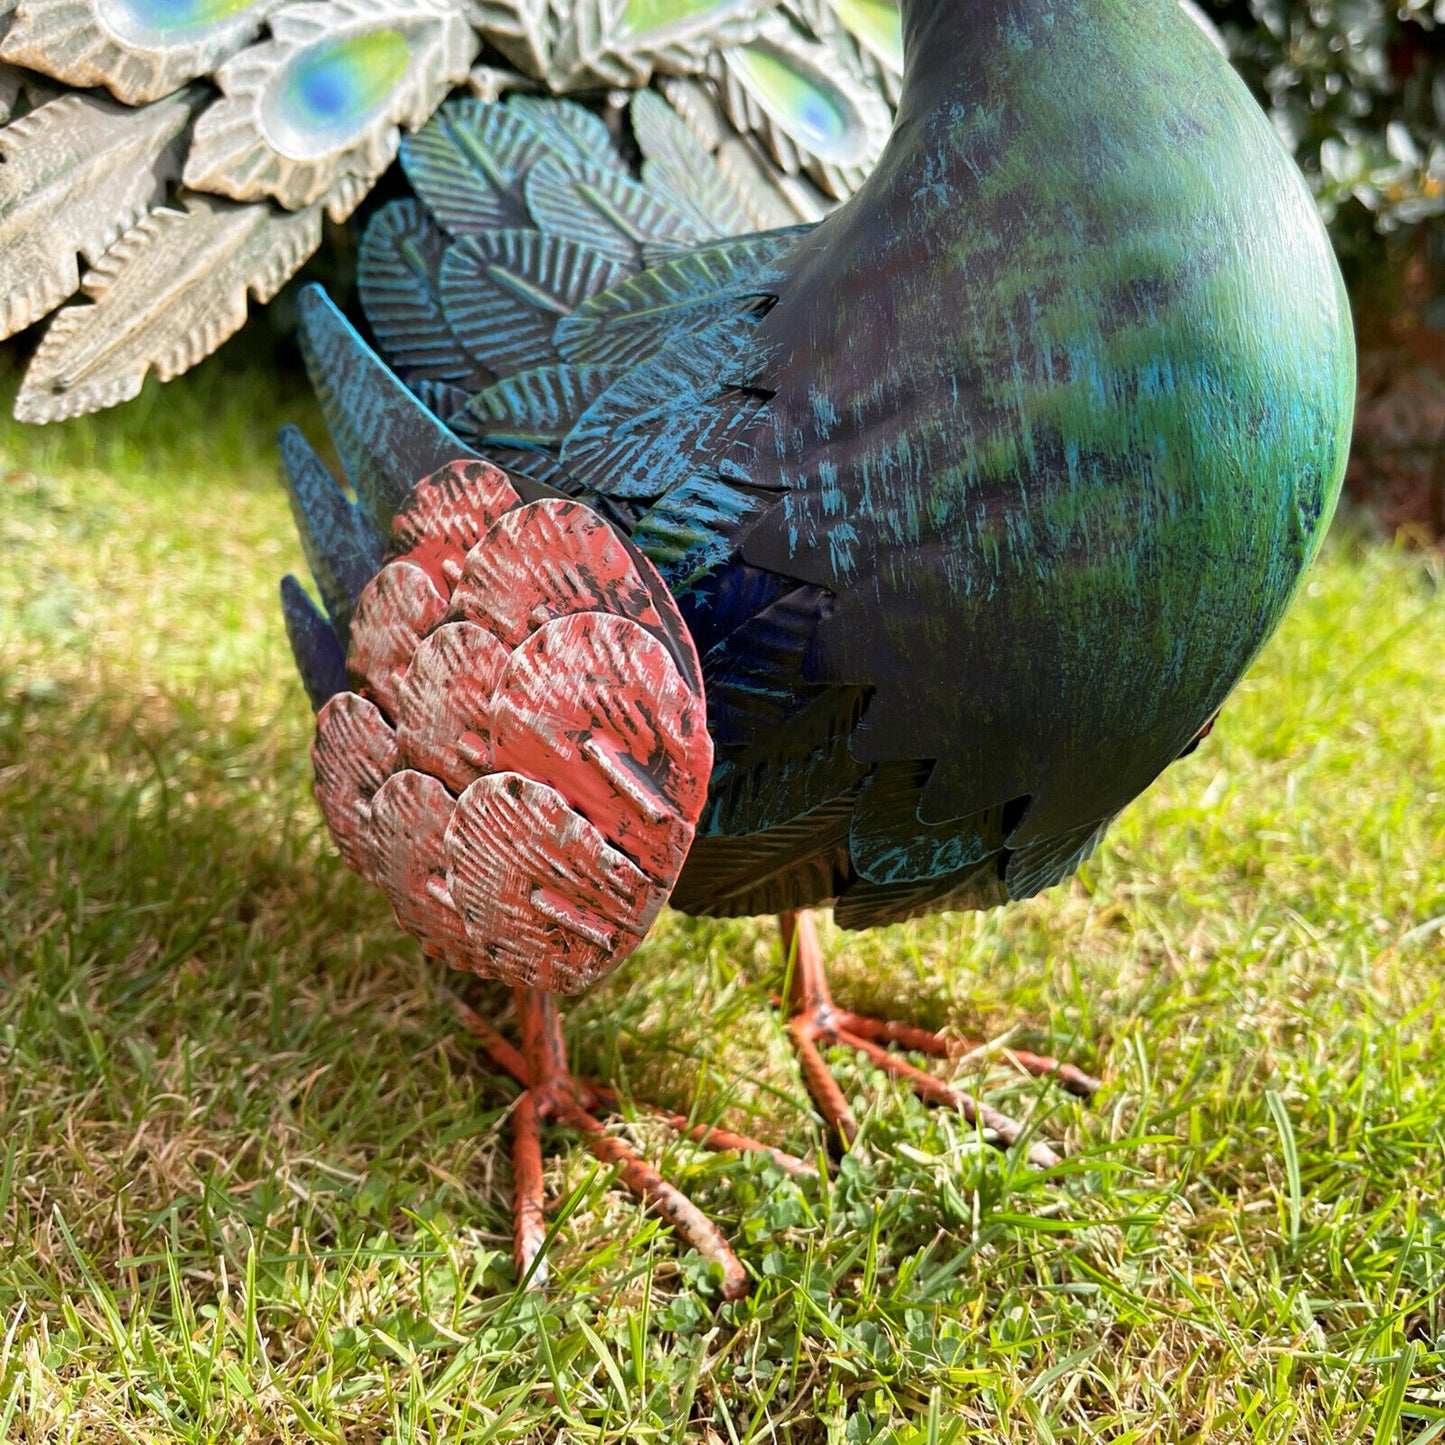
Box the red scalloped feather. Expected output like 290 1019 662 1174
395 621 510 792
391 460 520 594
315 483 711 994
313 693 398 878
347 560 449 718
367 770 469 961
487 613 708 884
444 773 666 995
450 499 664 648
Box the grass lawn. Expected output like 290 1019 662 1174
1 351 1443 1443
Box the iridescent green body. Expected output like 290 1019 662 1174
286 0 1354 928
732 0 1354 876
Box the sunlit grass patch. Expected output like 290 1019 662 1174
1 359 1443 1441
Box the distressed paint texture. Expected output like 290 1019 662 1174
310 460 713 993
293 0 1353 945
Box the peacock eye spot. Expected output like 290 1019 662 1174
262 29 411 159
105 0 263 38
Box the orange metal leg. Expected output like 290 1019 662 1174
452 989 776 1300
778 910 1095 1168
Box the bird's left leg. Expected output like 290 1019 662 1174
780 912 1098 1168
456 988 812 1299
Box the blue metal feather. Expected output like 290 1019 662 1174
277 423 385 642
504 96 625 171
296 283 480 540
522 156 703 264
279 574 349 713
451 362 623 452
439 230 626 375
358 199 487 390
399 100 551 236
552 231 799 368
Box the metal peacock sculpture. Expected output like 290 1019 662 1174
4 0 1356 1296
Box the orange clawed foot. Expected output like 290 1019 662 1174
779 911 1098 1171
454 987 814 1300
455 915 1097 1295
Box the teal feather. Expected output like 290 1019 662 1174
630 89 750 238
504 96 627 171
552 231 796 367
452 363 623 451
522 156 703 263
440 230 626 374
358 199 486 390
277 423 385 640
399 100 551 236
296 285 480 539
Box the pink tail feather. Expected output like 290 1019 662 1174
311 460 711 994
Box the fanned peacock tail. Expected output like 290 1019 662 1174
0 0 908 422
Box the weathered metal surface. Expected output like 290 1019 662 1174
448 499 665 648
445 770 663 991
391 458 522 586
347 558 451 717
311 474 711 993
0 86 197 343
313 690 400 875
3 0 899 421
183 0 477 214
0 0 283 104
13 192 321 423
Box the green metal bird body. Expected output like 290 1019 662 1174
686 0 1356 918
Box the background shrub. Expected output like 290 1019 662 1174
1204 0 1445 271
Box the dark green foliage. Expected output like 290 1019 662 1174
1205 0 1445 254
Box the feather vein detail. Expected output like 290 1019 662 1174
0 87 198 343
311 458 712 993
182 0 478 215
14 192 321 423
0 0 285 104
0 0 910 420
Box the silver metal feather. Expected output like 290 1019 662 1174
711 12 891 199
0 59 22 121
0 0 901 421
545 0 766 90
183 0 477 212
0 85 199 342
0 0 284 105
14 193 322 422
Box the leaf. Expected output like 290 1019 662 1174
15 193 321 423
0 86 198 343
